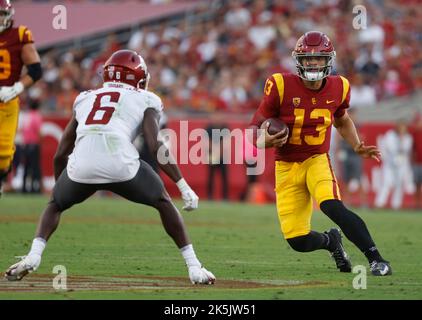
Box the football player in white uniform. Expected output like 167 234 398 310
5 50 215 285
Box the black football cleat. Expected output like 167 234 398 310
370 260 392 276
325 228 352 273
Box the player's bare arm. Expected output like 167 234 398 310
20 42 41 88
142 108 182 183
334 111 381 162
142 107 199 211
0 43 42 103
53 114 77 180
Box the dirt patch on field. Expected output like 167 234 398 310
0 273 327 293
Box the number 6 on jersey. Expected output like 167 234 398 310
85 92 120 125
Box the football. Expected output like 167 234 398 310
261 118 289 137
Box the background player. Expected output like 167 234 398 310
5 49 215 285
0 0 42 196
250 31 392 276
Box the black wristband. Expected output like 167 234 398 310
27 62 42 82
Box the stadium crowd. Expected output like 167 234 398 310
5 0 421 209
22 0 421 115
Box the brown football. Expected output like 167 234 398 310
261 118 289 137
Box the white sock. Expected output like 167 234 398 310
28 237 46 257
180 244 201 268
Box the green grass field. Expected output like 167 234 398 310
0 194 421 300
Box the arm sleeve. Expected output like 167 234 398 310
249 75 281 127
334 76 351 118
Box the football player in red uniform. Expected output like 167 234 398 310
0 0 42 196
250 31 392 276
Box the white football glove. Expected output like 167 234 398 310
176 178 199 211
188 265 216 285
0 81 24 103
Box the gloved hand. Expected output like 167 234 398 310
176 178 199 211
0 82 24 103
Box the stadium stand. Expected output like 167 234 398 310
14 0 422 117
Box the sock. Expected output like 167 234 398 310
364 246 384 263
28 237 46 257
287 231 330 252
320 200 386 263
180 244 201 267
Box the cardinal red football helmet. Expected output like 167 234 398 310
292 31 336 81
103 49 150 90
0 0 14 33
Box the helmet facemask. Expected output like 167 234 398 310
0 7 13 33
136 54 150 90
292 51 336 81
138 72 150 90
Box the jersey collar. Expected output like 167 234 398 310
103 82 136 90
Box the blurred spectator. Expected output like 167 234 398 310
56 78 79 116
411 114 422 209
248 11 276 51
27 0 422 114
206 121 229 201
375 120 414 209
22 100 43 194
359 56 381 85
349 74 377 109
382 70 402 99
337 109 368 207
224 0 251 31
239 129 258 202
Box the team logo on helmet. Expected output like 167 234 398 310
103 49 150 90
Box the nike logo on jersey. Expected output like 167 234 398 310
326 100 335 104
0 41 7 46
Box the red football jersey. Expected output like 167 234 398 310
0 25 34 86
250 73 351 162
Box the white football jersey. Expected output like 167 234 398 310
67 82 163 184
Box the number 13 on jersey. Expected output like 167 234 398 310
289 108 331 145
